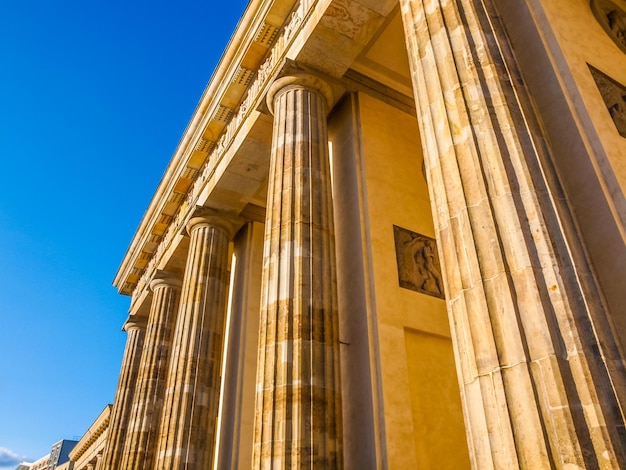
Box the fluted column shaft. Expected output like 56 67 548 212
216 221 265 469
121 274 181 469
101 315 147 470
154 212 234 469
252 74 342 469
400 0 626 468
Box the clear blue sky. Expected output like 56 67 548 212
0 0 248 466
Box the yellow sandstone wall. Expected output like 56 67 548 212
495 0 626 352
329 91 470 469
357 92 470 469
540 0 626 187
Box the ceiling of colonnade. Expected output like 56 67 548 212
350 7 414 98
118 2 416 301
203 5 414 214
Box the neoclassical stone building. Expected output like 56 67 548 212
102 0 626 468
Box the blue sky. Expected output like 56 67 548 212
0 0 248 466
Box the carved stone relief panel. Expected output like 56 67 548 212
589 65 626 137
393 225 445 299
591 0 626 54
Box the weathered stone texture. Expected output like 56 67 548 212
253 74 343 470
154 213 234 469
400 0 626 467
120 275 181 470
590 65 626 138
393 225 445 298
100 316 146 470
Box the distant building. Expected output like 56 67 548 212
28 454 49 470
48 440 77 470
19 439 77 470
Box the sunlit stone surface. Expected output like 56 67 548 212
80 1 626 469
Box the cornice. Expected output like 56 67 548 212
69 405 112 461
113 0 302 296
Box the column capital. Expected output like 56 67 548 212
122 315 147 332
149 271 182 292
187 206 241 239
266 73 333 115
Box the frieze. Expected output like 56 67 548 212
132 0 318 301
589 64 626 137
591 0 626 54
393 225 445 299
323 1 373 40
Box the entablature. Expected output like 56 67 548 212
115 0 412 314
69 405 111 462
114 0 304 297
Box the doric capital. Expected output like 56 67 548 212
122 314 147 332
186 206 241 239
149 271 182 292
266 73 333 115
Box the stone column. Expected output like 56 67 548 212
400 0 626 468
120 273 182 469
252 74 342 469
100 315 146 470
93 453 102 470
215 221 265 470
154 210 236 469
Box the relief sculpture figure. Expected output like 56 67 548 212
608 9 626 47
592 0 626 53
422 239 443 297
394 226 445 299
589 65 626 137
403 233 427 290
